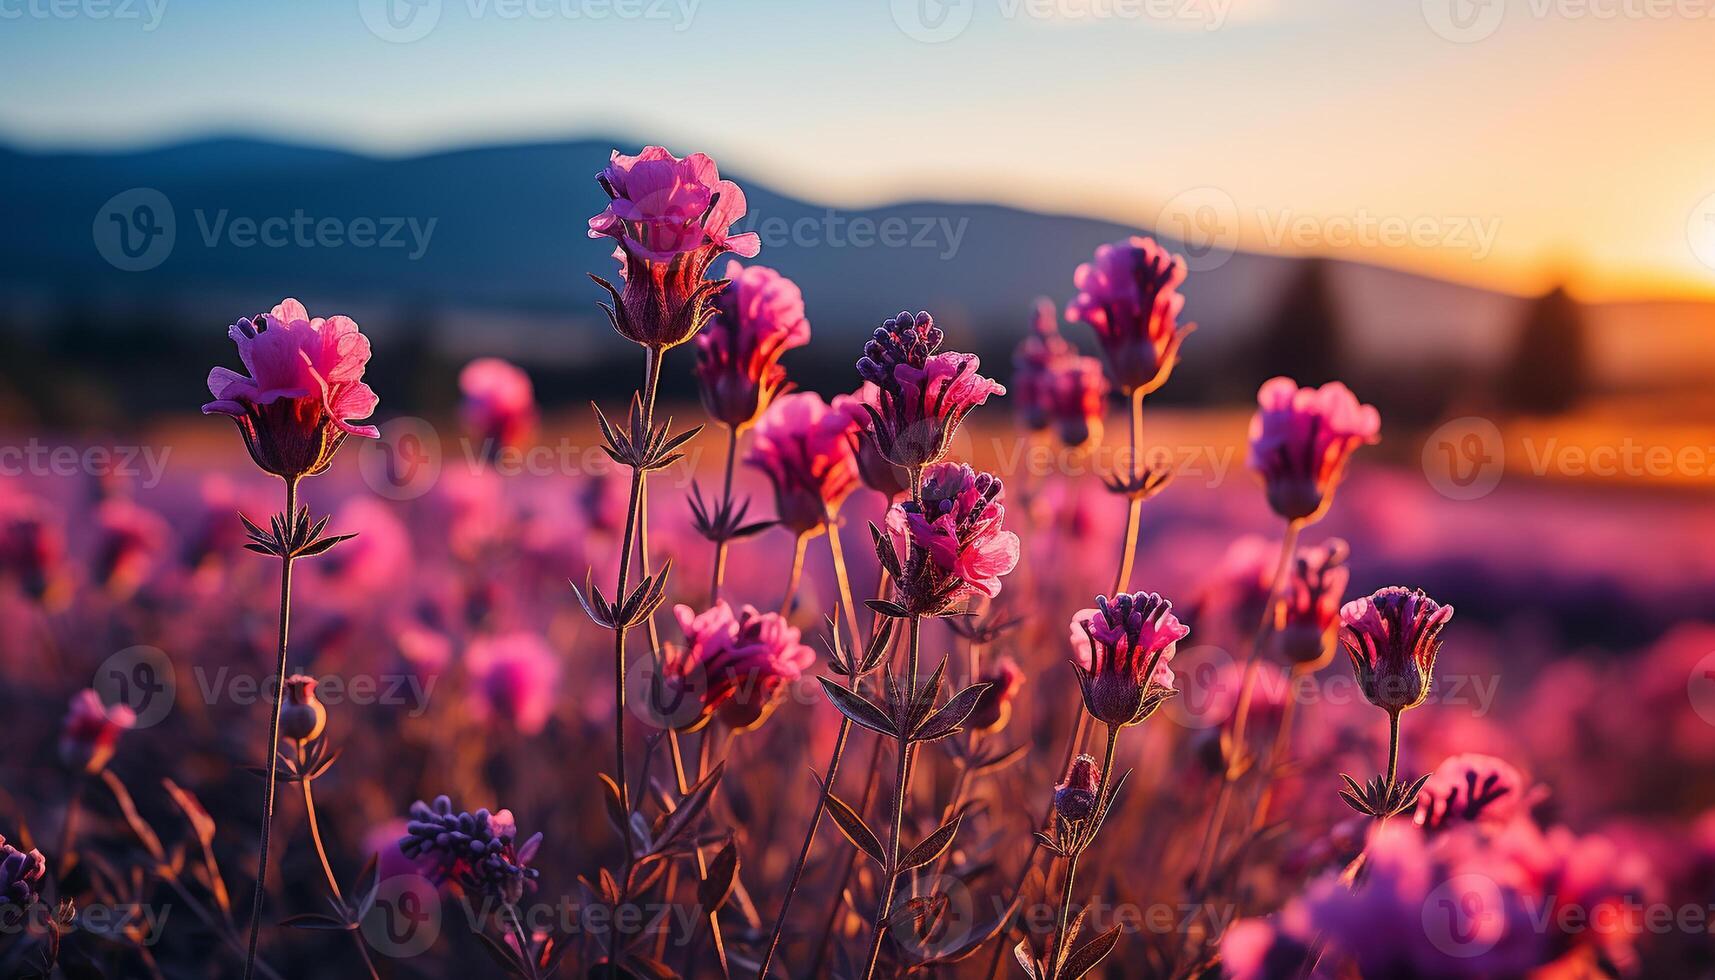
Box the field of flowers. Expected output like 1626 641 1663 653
1 146 1713 979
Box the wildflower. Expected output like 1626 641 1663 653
93 498 167 599
1070 592 1187 727
279 674 327 743
400 796 541 904
587 146 761 350
834 383 912 499
744 392 860 537
0 495 64 604
59 689 135 775
696 261 811 429
855 311 1005 469
1246 377 1379 523
459 358 537 457
884 463 1021 617
1340 587 1454 716
1269 538 1350 669
1065 236 1196 396
466 633 561 736
202 299 381 479
1012 297 1075 433
964 657 1026 734
1415 753 1525 831
1043 354 1110 448
1053 754 1101 824
653 602 815 733
0 834 45 908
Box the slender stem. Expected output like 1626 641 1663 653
859 615 921 980
1046 726 1119 979
58 775 84 878
242 475 299 980
1114 387 1146 593
710 424 740 602
1248 676 1302 836
610 347 664 818
507 903 540 980
780 530 810 615
298 744 380 980
1384 710 1401 789
679 729 732 978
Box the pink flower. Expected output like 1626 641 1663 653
1269 538 1351 669
465 633 560 736
0 493 64 604
966 656 1026 734
587 146 761 350
1065 236 1196 396
696 261 811 429
855 311 1005 468
1247 377 1379 523
744 392 861 536
1340 586 1454 716
93 498 167 599
1043 354 1110 448
459 358 536 456
202 298 381 479
1012 297 1076 433
59 689 134 774
1415 753 1526 831
1070 591 1188 727
883 463 1020 616
653 601 816 733
833 383 912 499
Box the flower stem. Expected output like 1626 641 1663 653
1384 710 1401 789
610 346 664 818
1046 725 1119 979
242 474 299 980
298 744 379 980
1247 672 1303 836
709 424 740 602
859 614 921 980
780 530 810 615
1114 387 1147 592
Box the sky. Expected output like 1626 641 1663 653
5 0 1715 300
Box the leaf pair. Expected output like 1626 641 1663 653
1339 771 1431 819
825 615 897 678
593 395 702 473
240 506 355 561
1014 920 1123 980
687 481 773 544
572 561 673 631
825 784 960 881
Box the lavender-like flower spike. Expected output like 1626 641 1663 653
0 834 46 908
1070 591 1188 727
1339 586 1454 716
854 310 1004 469
401 795 542 904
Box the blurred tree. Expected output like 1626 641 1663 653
1498 285 1587 414
1251 258 1344 390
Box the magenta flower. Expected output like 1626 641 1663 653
1339 586 1454 716
1070 591 1188 727
855 311 1005 469
0 494 64 604
696 260 811 429
1415 753 1526 831
465 633 561 736
202 298 380 479
1012 297 1076 433
1043 354 1110 448
59 689 134 775
965 656 1026 734
744 391 861 536
1065 236 1197 396
883 463 1021 617
833 383 913 499
1268 538 1350 669
1246 377 1380 523
654 601 816 733
587 146 762 350
459 357 537 456
93 498 167 599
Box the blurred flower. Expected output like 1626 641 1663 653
965 656 1025 734
59 689 134 775
0 834 45 908
1269 538 1350 669
459 357 536 457
696 260 810 429
885 463 1020 617
834 383 912 499
1043 353 1109 448
93 497 167 599
202 298 380 479
1012 297 1076 433
744 391 860 536
855 311 1005 469
1065 236 1196 396
1070 591 1187 727
466 633 560 736
317 497 411 602
587 146 761 350
1246 377 1379 523
1340 586 1454 716
1054 753 1100 823
280 674 327 743
1415 753 1525 832
0 494 64 604
400 796 541 904
655 601 816 733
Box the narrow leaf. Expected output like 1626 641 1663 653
824 791 885 868
817 677 897 738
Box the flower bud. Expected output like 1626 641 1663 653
1339 587 1453 716
964 658 1025 734
1054 754 1101 824
281 674 327 743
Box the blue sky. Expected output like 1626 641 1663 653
6 0 1715 298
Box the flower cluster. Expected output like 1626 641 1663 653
653 601 816 733
1065 236 1196 396
1247 377 1380 523
883 462 1020 617
696 260 811 429
400 796 542 904
855 311 1005 469
1070 591 1188 727
744 391 860 536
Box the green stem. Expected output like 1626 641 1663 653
298 744 379 980
860 615 919 980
